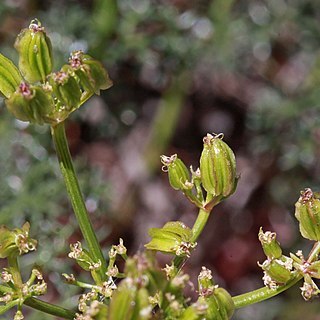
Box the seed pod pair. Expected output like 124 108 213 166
14 19 52 83
5 82 54 124
200 133 237 206
295 188 320 241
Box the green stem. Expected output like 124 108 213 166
190 207 211 243
307 241 320 262
0 284 12 293
0 300 19 315
51 122 106 282
232 274 302 308
173 207 211 270
7 256 22 288
24 298 76 319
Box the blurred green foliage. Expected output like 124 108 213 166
1 0 320 318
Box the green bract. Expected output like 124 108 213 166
145 221 195 257
15 19 53 83
295 188 320 241
0 53 22 98
200 133 237 203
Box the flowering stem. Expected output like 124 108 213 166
51 122 106 283
233 241 320 308
232 274 302 308
173 207 211 270
24 298 76 319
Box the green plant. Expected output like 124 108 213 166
1 19 320 320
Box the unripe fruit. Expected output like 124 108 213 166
295 188 320 241
200 133 237 200
15 19 52 83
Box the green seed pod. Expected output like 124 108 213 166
0 53 22 98
69 50 112 95
199 287 235 320
200 133 237 200
295 188 320 241
48 69 81 110
14 19 53 83
161 154 190 191
258 228 282 259
261 257 293 286
5 82 54 125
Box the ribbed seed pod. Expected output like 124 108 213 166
0 53 22 98
258 228 282 259
48 68 81 110
5 82 54 125
69 50 112 95
160 154 190 191
200 133 237 198
295 188 320 241
14 19 52 83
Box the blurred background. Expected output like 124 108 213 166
0 0 320 319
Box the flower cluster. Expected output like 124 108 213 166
0 19 112 126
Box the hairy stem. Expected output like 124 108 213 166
51 122 106 282
24 298 76 319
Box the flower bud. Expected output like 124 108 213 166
200 133 237 203
48 68 81 110
0 222 37 258
69 50 112 95
14 19 53 83
5 82 54 124
161 154 190 191
258 228 282 259
0 53 22 98
198 266 214 296
295 188 320 241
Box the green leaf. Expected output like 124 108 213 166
145 221 193 255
